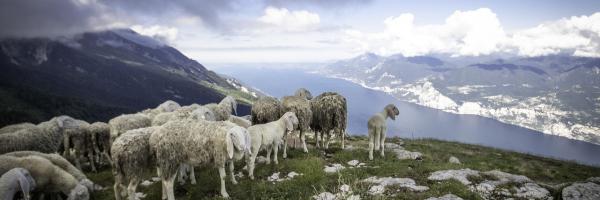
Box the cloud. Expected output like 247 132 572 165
257 7 320 32
131 25 179 44
344 8 600 58
265 0 372 8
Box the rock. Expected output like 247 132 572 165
151 177 161 182
313 192 336 200
483 170 530 184
586 177 600 184
449 156 461 164
324 164 346 173
267 172 282 182
392 148 423 160
428 169 480 185
133 192 146 200
363 176 429 195
347 160 360 166
268 171 302 182
512 183 550 199
340 184 351 193
140 180 153 187
425 194 463 200
385 143 403 149
346 194 360 200
287 171 301 178
562 182 600 200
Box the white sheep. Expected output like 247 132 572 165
368 104 400 160
0 155 89 200
111 126 160 200
89 122 111 166
62 119 97 171
0 168 36 200
150 120 250 199
151 105 214 126
0 122 36 134
228 115 252 128
246 112 299 180
205 96 237 121
139 100 182 120
0 116 73 154
108 113 151 143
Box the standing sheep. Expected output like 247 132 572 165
111 126 160 200
0 116 73 154
310 92 348 149
246 112 298 180
150 120 250 199
89 122 111 166
0 168 36 200
250 96 284 124
0 122 36 134
63 119 97 172
0 155 90 200
205 96 237 121
108 113 151 144
368 104 399 160
281 94 312 157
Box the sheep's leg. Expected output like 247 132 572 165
273 143 279 165
368 128 375 161
373 127 381 151
315 131 320 148
103 151 113 166
228 160 238 184
300 131 308 153
283 135 288 159
380 126 387 158
164 174 176 200
189 165 197 185
218 166 230 198
157 167 167 200
341 130 346 149
73 149 83 171
88 149 97 172
324 132 330 149
177 165 186 185
248 146 259 180
63 136 70 158
114 174 123 200
127 180 139 200
266 145 272 164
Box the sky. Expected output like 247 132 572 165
1 0 599 63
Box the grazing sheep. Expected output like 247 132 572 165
281 95 312 157
0 155 90 200
63 119 96 171
205 96 237 121
0 116 73 154
251 96 284 124
368 104 400 160
108 114 151 143
89 122 111 166
0 122 36 134
150 120 250 199
111 127 160 200
228 115 252 128
3 151 95 192
310 92 348 149
294 88 313 100
246 112 299 180
0 168 36 200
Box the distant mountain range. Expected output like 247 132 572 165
0 29 258 126
322 53 600 145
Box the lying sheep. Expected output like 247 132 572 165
205 96 237 121
251 96 284 124
368 104 400 160
0 155 89 200
0 122 36 134
228 115 252 128
0 168 36 200
111 127 160 200
3 151 96 192
89 122 111 165
108 113 151 144
150 120 250 199
246 112 299 180
0 116 73 154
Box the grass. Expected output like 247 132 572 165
86 136 600 200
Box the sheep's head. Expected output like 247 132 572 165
158 100 181 112
190 107 216 121
281 112 299 132
67 184 89 200
226 126 251 159
295 88 313 100
384 104 400 120
14 168 35 200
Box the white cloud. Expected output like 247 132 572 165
257 7 320 32
344 8 600 58
131 25 179 44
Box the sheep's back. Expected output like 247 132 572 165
282 96 312 132
251 97 283 124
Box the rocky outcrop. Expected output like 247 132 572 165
362 176 429 195
562 181 600 200
425 194 463 200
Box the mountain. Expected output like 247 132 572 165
322 53 600 145
0 29 258 126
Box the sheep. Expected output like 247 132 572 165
3 151 97 194
0 168 36 200
0 122 36 134
294 88 313 100
368 104 400 160
152 105 214 126
108 113 151 144
0 155 90 200
310 92 348 149
281 95 312 157
111 126 160 200
205 96 237 121
89 122 111 166
139 100 181 120
0 115 73 154
150 120 250 199
62 119 98 172
228 115 252 128
250 96 284 125
246 112 299 180
189 106 216 121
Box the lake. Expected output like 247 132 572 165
216 66 600 166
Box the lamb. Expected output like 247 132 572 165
368 104 400 160
0 155 90 200
0 115 73 154
205 96 238 121
89 122 111 165
150 120 250 199
251 96 284 124
108 113 151 143
0 168 36 200
3 151 96 192
111 126 160 200
246 112 299 180
281 93 312 157
0 122 36 134
228 115 252 128
310 92 348 149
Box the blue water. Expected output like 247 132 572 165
217 67 600 166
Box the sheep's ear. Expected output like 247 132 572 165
285 116 294 132
226 131 234 159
